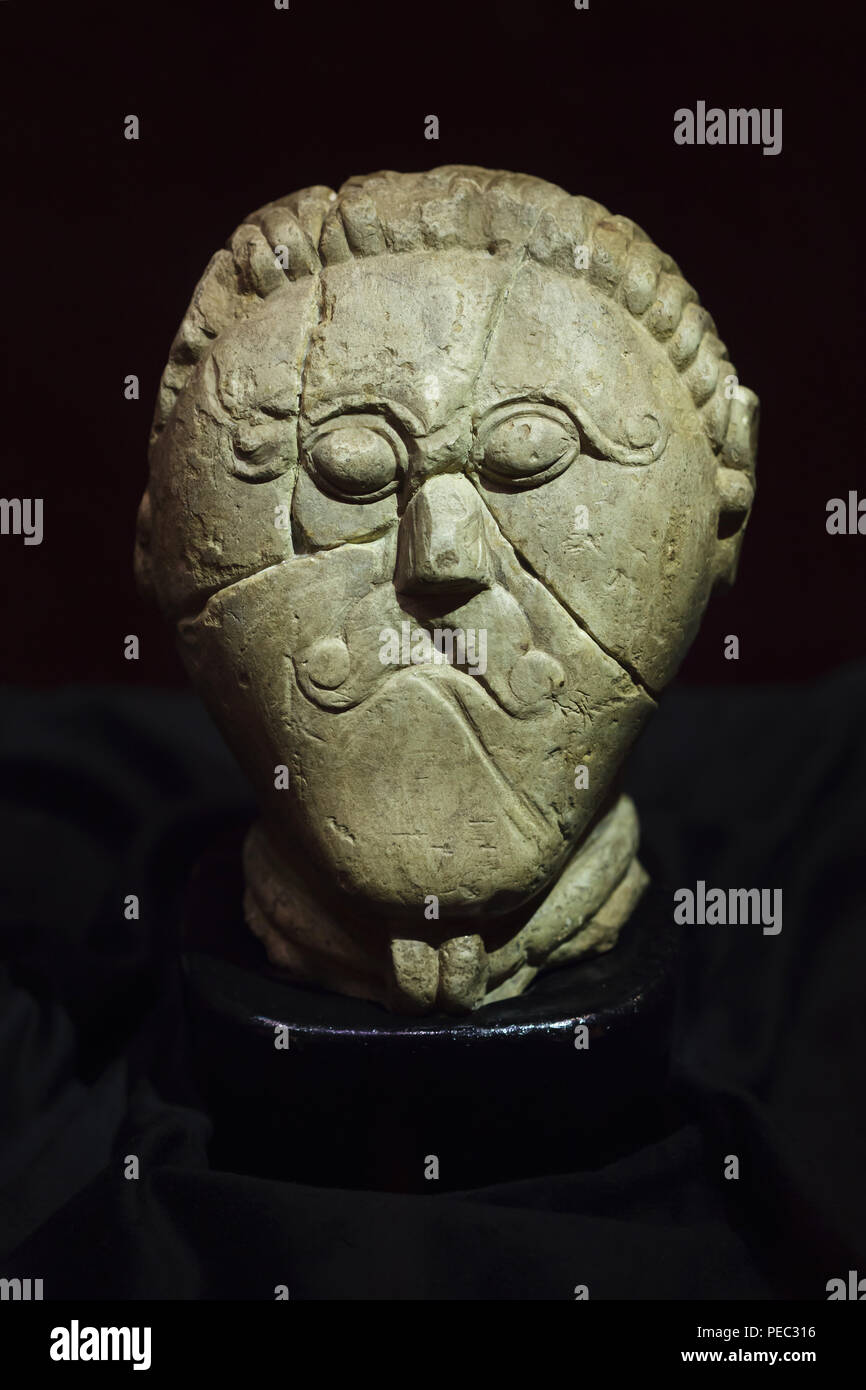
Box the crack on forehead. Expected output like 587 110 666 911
470 210 546 400
298 232 547 432
297 267 328 450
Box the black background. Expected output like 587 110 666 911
1 0 864 685
1 0 865 1309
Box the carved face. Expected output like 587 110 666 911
143 248 729 923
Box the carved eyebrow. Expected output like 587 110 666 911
302 395 427 437
478 391 668 466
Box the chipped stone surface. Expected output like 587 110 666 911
136 166 758 1014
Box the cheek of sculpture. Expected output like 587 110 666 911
143 279 320 622
478 426 719 693
145 382 293 621
291 466 397 551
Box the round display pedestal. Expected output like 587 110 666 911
182 832 682 1192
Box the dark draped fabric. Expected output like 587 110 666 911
1 669 864 1299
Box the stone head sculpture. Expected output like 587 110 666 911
135 165 758 1014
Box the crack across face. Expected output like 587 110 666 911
180 364 665 729
181 449 652 735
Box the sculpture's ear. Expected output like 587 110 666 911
133 488 155 601
713 386 759 590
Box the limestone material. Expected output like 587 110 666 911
135 166 758 1014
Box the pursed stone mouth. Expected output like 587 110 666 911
293 652 566 722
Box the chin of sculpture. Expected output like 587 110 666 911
135 165 758 1014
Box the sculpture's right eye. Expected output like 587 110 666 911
306 418 405 503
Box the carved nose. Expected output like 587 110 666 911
396 474 491 596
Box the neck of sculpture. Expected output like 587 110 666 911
241 792 647 1015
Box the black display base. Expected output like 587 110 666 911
181 831 683 1192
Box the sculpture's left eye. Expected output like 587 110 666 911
306 419 404 503
476 408 578 488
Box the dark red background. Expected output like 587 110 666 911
2 0 863 686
